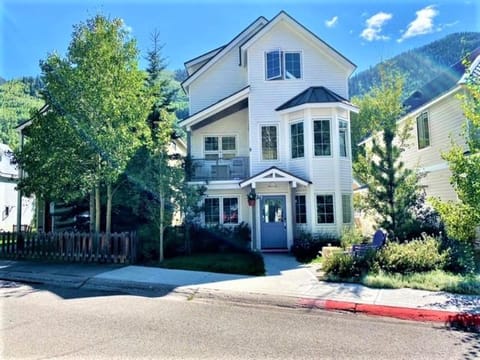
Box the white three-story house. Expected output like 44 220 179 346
181 11 358 251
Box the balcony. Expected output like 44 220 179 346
188 157 249 182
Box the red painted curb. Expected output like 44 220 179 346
297 298 480 327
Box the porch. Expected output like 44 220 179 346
188 156 249 181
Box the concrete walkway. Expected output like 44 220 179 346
0 255 479 328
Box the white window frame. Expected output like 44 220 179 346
315 193 335 224
260 124 279 161
313 118 332 157
339 120 349 158
290 120 305 159
295 194 307 224
416 111 430 150
264 50 302 81
203 135 237 159
203 196 240 226
341 194 352 224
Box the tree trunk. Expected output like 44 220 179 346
95 184 101 232
89 190 95 233
106 182 112 239
159 190 164 263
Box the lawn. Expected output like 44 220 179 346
160 252 265 276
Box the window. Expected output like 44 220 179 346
316 195 334 224
295 195 307 224
223 198 238 224
265 50 282 80
314 119 331 156
416 112 430 149
339 120 348 157
204 198 220 224
265 50 302 80
342 194 352 224
261 126 278 160
290 122 304 159
204 136 237 159
204 197 239 225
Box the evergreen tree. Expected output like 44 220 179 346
354 70 421 240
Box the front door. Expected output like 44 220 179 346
260 195 287 249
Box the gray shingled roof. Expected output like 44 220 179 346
275 86 351 111
403 47 480 113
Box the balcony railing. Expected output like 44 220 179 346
188 157 249 181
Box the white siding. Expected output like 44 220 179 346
189 50 247 114
421 167 458 202
190 108 249 159
401 94 466 171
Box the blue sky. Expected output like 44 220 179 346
1 0 479 80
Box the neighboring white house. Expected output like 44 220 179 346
180 11 358 251
399 50 480 202
0 143 34 232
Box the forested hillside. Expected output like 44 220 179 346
349 32 480 99
0 77 44 148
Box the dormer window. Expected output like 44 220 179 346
265 50 302 80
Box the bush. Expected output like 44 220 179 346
431 200 478 242
441 236 477 275
340 226 366 249
291 232 339 262
376 235 448 274
322 250 376 278
189 223 251 254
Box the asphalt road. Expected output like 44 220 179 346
1 281 479 360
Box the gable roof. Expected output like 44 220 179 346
239 11 356 74
239 166 311 188
403 47 480 114
180 86 250 130
276 86 357 112
184 45 226 76
181 16 268 92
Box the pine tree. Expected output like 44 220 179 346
355 70 420 240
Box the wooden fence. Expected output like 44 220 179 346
0 231 137 264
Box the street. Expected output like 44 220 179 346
1 281 478 359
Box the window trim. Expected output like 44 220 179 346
264 50 302 81
341 193 352 224
290 120 305 159
203 134 238 159
339 119 349 158
315 193 336 225
313 118 332 157
416 111 430 150
203 196 240 226
260 124 279 162
295 194 307 224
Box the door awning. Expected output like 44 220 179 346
239 166 311 188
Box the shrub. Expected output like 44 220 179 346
441 236 477 275
291 232 339 262
322 250 376 278
376 235 448 274
340 226 366 249
431 200 478 242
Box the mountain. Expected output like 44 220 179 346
0 77 6 85
0 77 44 148
349 32 480 99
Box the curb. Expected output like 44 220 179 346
297 298 480 330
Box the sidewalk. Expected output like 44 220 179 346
1 255 479 329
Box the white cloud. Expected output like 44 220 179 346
325 16 338 28
398 5 438 42
360 12 393 41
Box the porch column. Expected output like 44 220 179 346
250 183 257 250
291 181 297 238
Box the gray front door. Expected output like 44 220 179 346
260 195 287 249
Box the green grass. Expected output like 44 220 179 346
321 270 480 295
309 256 323 265
160 252 265 276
